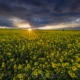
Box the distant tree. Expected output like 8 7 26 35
63 29 64 31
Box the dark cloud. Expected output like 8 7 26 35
0 17 14 27
0 0 80 29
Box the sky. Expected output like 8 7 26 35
0 0 80 30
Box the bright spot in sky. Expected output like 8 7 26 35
72 26 75 27
19 25 30 28
28 28 32 31
14 19 17 22
76 18 80 22
38 26 52 29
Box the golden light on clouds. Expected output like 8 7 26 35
13 21 31 28
19 24 30 28
72 26 75 27
37 24 77 30
38 26 52 29
11 18 31 28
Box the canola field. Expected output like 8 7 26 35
0 29 80 80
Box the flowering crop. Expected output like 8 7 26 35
0 29 80 80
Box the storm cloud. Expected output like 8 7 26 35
0 0 80 29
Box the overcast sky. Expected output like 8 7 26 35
0 0 80 29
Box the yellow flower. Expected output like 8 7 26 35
32 67 35 70
47 56 49 58
57 63 61 66
46 72 50 78
7 52 11 56
33 70 38 77
76 63 80 68
25 60 28 63
0 55 3 59
24 67 28 71
70 73 77 78
0 76 2 79
40 64 43 67
34 62 38 66
33 56 36 60
62 63 69 68
38 69 42 74
76 58 80 62
61 69 65 74
10 58 14 62
13 77 16 80
43 64 46 68
51 53 54 56
0 73 4 79
2 62 5 68
14 64 17 69
28 77 31 80
71 59 74 63
18 64 22 69
60 58 63 62
72 66 78 71
52 62 56 68
20 79 24 80
68 70 72 75
27 64 31 69
45 62 47 65
17 74 24 79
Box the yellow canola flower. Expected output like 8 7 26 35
46 72 50 78
28 77 31 80
38 69 42 74
45 62 48 65
32 67 35 70
52 62 56 68
0 77 2 80
13 77 16 80
25 60 28 63
33 70 38 77
72 66 78 71
2 62 5 68
71 59 74 63
34 62 38 66
33 56 36 60
7 52 11 56
68 70 72 75
57 63 61 66
17 74 24 79
18 64 22 69
60 58 63 62
70 73 77 78
27 64 31 69
47 56 49 58
51 53 54 56
10 58 14 62
76 58 80 62
0 55 3 59
14 64 17 69
43 64 46 68
40 64 43 67
24 66 28 71
62 63 69 68
61 69 65 74
0 73 4 79
76 63 80 68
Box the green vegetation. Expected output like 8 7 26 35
0 29 80 80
